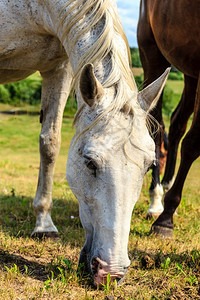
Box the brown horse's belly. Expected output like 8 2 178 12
155 37 200 79
158 44 199 78
149 0 200 78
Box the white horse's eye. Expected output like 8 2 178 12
84 156 98 177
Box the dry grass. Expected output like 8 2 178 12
132 67 143 77
0 104 200 299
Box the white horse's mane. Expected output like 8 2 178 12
56 0 136 86
42 0 138 131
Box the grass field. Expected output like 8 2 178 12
165 79 184 112
0 79 200 299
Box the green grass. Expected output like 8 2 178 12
167 79 184 95
166 79 184 109
0 95 200 299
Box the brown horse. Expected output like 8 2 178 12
137 0 200 237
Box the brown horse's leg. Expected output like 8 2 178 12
137 4 170 218
151 74 200 238
162 76 197 191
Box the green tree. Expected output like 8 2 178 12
130 47 142 67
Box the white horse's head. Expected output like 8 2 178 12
67 64 169 285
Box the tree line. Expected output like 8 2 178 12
130 47 142 68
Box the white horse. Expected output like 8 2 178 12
0 0 169 285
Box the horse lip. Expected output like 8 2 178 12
93 270 126 286
91 255 129 285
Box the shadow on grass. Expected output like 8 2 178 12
0 194 83 246
129 247 200 271
0 248 93 287
0 194 94 285
0 249 50 281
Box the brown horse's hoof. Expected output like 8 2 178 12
31 231 60 241
146 212 162 220
150 225 173 239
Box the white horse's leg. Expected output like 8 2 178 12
31 61 73 238
147 184 164 219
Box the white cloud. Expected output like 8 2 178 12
116 0 140 46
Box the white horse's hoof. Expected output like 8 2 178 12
31 231 60 240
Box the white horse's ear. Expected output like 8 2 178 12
79 63 105 107
138 68 171 112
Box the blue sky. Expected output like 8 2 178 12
117 0 140 47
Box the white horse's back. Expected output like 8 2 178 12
0 0 67 83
